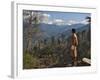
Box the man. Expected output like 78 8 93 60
71 28 78 66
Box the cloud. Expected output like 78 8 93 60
47 21 53 24
23 11 51 24
40 13 51 24
80 19 89 25
42 13 50 17
54 19 64 22
66 19 89 25
53 19 65 25
67 20 78 25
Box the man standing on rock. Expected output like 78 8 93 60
71 28 78 66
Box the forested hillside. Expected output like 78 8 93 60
23 24 91 69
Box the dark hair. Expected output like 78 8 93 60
72 28 76 33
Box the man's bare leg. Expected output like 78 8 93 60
71 46 77 66
73 57 77 66
73 47 77 66
71 49 74 66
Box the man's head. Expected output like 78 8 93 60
72 28 76 33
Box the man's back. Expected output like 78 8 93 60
72 33 78 46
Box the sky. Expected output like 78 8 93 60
23 10 91 25
42 11 90 21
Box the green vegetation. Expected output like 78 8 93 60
23 51 40 69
